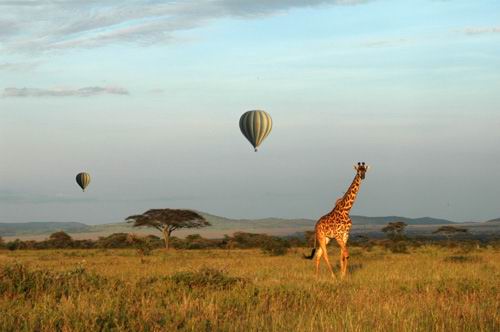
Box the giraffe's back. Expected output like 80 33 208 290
315 212 352 240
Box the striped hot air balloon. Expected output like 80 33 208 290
76 172 91 192
239 110 273 152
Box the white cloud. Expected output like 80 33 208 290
2 86 129 97
462 26 500 35
0 0 370 53
148 88 166 94
360 38 409 48
0 62 40 71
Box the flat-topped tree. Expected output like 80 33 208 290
433 225 468 243
126 209 210 250
382 221 408 241
48 231 73 248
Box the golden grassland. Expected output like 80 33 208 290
0 246 499 332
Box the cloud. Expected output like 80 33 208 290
0 189 197 205
461 26 500 35
360 38 409 48
0 62 40 71
2 86 129 97
148 88 166 94
0 0 370 53
0 19 19 37
0 190 99 204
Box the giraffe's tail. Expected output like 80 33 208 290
303 235 317 259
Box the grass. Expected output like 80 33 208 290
0 246 499 332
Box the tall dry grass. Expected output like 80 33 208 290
0 246 498 331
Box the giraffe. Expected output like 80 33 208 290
305 162 370 279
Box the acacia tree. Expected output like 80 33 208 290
433 225 468 243
48 231 73 248
126 209 210 250
382 221 408 241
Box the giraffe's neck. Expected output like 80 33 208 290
335 174 362 214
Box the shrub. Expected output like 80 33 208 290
95 233 131 248
352 235 375 251
72 239 95 249
126 234 152 256
382 221 408 241
231 232 271 248
384 240 409 254
286 236 307 248
168 236 185 249
6 239 26 251
261 238 290 256
184 234 220 249
47 231 74 248
304 231 316 247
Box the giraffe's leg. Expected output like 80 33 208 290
318 236 336 279
342 246 349 278
314 247 323 277
335 238 349 279
339 247 344 274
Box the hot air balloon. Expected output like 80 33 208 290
76 172 91 192
239 110 273 152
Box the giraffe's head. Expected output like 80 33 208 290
354 162 369 180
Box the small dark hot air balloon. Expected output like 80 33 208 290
239 110 273 151
76 172 91 192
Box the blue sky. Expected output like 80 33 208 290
1 0 499 224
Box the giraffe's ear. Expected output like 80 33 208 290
353 165 358 171
366 165 370 171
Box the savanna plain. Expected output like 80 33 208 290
0 246 499 332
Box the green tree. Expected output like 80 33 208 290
433 225 469 244
126 234 156 256
48 231 73 248
126 209 210 250
382 222 408 241
96 233 130 248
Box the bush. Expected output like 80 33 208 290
261 238 290 256
384 240 409 254
47 231 73 248
72 239 95 249
126 234 162 256
184 234 221 249
95 233 131 248
286 236 307 248
351 235 375 251
6 239 26 251
230 232 271 249
304 231 316 247
168 236 185 249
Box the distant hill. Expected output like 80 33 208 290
197 212 314 230
198 212 455 228
486 218 500 223
0 222 90 237
350 215 456 225
0 213 457 238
